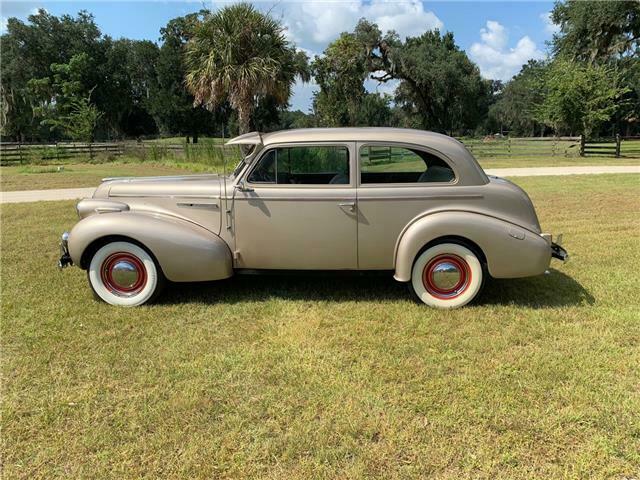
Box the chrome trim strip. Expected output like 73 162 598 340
357 194 483 201
176 202 219 209
109 193 220 199
235 196 356 201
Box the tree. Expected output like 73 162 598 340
43 89 103 141
0 9 160 140
0 9 102 140
551 1 640 136
534 59 630 137
184 3 310 133
354 20 490 135
312 33 369 126
487 60 548 136
552 1 640 63
146 12 224 141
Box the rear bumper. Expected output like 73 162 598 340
551 242 569 261
541 233 569 262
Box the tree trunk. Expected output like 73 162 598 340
237 97 253 134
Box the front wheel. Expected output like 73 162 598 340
88 241 164 306
410 243 484 308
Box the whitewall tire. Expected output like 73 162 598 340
88 241 163 306
410 243 484 309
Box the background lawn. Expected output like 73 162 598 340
1 174 639 479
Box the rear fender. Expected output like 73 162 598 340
68 211 232 282
394 211 551 281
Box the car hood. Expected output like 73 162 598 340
93 173 223 199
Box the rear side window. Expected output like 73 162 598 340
248 146 349 185
360 146 455 184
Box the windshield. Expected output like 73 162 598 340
231 159 246 178
228 145 258 180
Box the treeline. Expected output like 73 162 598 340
1 1 638 142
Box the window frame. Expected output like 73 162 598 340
357 141 458 187
243 142 355 189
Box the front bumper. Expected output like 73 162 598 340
58 231 73 269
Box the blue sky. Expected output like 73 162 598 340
1 1 559 111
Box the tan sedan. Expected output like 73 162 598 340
59 128 567 308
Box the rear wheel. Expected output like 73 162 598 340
88 241 164 306
410 242 484 308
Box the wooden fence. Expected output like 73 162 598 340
0 142 125 164
580 135 621 157
0 141 232 165
2 136 639 165
461 136 582 159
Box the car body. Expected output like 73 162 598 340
59 127 567 308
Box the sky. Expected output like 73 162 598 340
0 1 560 111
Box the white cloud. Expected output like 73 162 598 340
480 20 507 50
280 0 442 48
469 20 544 81
540 12 560 35
0 17 7 34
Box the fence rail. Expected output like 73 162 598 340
1 136 639 165
580 134 622 157
462 137 581 159
0 141 234 165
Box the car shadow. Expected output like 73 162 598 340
159 268 593 308
478 269 594 308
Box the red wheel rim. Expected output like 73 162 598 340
422 254 471 299
100 252 147 296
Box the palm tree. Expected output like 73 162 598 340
185 3 309 134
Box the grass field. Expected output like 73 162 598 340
1 174 639 479
0 162 198 192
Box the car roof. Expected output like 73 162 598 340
226 128 489 186
227 127 461 148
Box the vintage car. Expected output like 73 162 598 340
59 128 567 308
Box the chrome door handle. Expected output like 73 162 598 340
338 202 356 213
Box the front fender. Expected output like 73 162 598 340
394 211 551 281
68 212 233 282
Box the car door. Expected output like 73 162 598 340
356 142 458 270
233 142 358 270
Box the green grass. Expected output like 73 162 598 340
0 159 229 192
2 174 639 478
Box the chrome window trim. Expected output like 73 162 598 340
243 142 356 189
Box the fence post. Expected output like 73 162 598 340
18 142 23 164
580 135 585 157
615 134 621 158
89 142 93 160
55 142 60 162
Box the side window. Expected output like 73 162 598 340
248 146 349 185
360 146 455 184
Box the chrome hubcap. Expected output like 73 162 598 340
422 254 471 299
101 252 147 297
430 261 462 291
110 260 140 290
